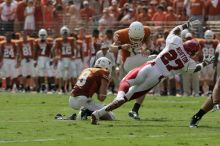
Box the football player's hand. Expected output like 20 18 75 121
122 44 131 51
203 55 215 66
188 18 201 28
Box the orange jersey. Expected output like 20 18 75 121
78 35 92 57
17 38 35 59
113 26 151 63
190 0 205 15
173 0 184 14
0 41 17 59
85 35 92 56
71 68 110 98
205 0 220 16
197 38 219 59
35 38 53 58
55 37 75 58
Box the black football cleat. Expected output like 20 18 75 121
55 113 63 120
189 115 201 128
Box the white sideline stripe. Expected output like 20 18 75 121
0 121 40 123
83 134 165 139
0 138 59 143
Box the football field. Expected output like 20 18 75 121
0 92 220 146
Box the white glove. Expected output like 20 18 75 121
203 55 215 66
212 104 220 112
188 18 201 28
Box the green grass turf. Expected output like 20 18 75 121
0 92 220 146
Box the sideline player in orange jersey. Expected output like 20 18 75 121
55 57 115 120
0 33 19 91
197 30 219 96
54 26 76 93
16 32 36 91
110 21 156 120
34 29 54 92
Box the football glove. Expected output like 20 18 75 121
187 18 201 28
203 55 215 66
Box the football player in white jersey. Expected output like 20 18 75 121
90 20 215 124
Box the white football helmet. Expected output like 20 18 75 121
94 57 112 72
128 21 145 44
60 26 70 36
185 32 192 40
181 29 189 39
38 29 48 40
204 30 214 42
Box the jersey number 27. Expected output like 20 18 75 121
161 49 184 71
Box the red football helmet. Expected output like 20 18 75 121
183 39 200 56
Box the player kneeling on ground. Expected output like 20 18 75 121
55 57 115 120
91 19 215 125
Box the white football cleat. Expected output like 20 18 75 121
212 104 220 112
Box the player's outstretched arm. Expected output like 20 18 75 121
194 55 215 72
170 18 201 36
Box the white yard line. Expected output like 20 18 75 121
0 138 61 143
156 100 199 104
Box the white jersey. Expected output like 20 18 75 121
154 33 197 77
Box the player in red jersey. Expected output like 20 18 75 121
91 20 215 125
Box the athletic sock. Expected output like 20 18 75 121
195 109 206 118
132 103 141 114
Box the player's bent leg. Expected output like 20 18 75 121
69 96 88 110
212 77 220 106
128 95 145 120
189 96 214 128
91 93 127 125
91 100 126 125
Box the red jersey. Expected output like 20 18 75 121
71 68 110 98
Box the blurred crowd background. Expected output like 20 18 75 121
0 0 220 37
0 0 220 97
